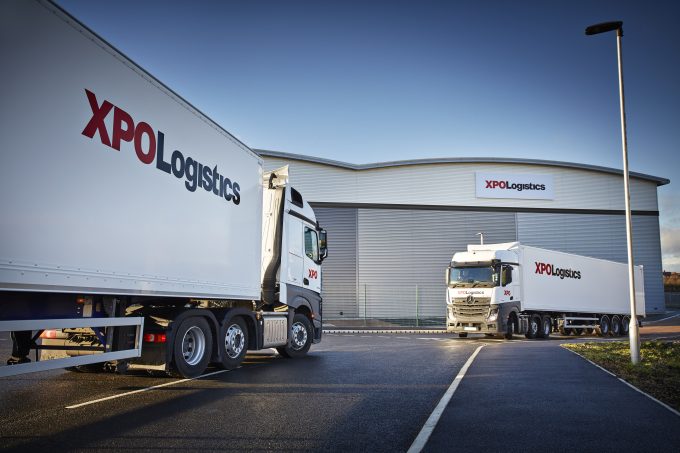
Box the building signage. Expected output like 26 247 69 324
475 173 554 200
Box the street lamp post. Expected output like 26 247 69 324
585 21 640 364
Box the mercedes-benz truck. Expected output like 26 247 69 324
446 242 645 339
0 0 327 378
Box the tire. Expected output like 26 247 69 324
621 315 630 335
526 314 540 339
611 315 622 336
540 315 552 339
458 333 468 338
170 317 212 378
219 317 248 370
504 316 514 340
597 315 611 337
277 313 313 358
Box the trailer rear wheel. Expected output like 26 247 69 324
621 316 630 335
539 315 552 339
597 315 611 337
219 317 248 370
525 314 540 339
610 315 622 336
277 314 312 358
170 317 212 378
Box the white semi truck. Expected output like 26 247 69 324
0 0 327 378
446 242 645 339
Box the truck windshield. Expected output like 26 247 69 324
448 266 498 288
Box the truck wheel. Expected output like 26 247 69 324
171 317 212 378
277 314 312 358
525 314 540 339
540 315 552 339
219 317 248 370
611 315 622 336
597 315 610 337
504 317 514 340
621 316 630 335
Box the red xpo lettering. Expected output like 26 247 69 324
308 269 318 279
82 89 113 147
82 89 156 164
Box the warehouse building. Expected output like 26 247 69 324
258 150 669 326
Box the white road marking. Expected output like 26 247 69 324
65 369 230 409
563 347 680 418
407 345 485 453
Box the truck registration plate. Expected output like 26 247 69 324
463 327 478 331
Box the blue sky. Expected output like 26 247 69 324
58 0 680 271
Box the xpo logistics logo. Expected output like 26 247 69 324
484 180 546 192
81 89 241 205
535 261 582 280
476 172 554 200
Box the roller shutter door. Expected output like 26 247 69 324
357 209 517 324
313 207 358 318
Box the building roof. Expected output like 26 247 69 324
255 149 670 186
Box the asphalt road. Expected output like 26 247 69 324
0 333 481 452
1 314 679 452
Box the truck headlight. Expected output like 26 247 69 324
487 308 499 322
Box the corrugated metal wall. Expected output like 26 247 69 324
355 209 517 325
263 157 660 211
313 207 358 318
263 155 666 321
517 213 665 313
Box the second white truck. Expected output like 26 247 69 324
446 242 645 339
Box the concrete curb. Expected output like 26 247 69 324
323 329 448 334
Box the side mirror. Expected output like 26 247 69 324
319 229 328 261
445 267 451 284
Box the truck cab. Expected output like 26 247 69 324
445 243 521 337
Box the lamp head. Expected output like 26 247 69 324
585 21 623 36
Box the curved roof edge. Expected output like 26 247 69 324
255 149 670 186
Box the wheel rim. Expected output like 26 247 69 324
622 317 630 334
543 320 550 336
224 323 245 359
531 319 539 336
182 326 206 366
291 321 308 350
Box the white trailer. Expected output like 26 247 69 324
0 0 327 377
445 242 645 339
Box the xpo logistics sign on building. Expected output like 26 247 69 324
475 172 554 200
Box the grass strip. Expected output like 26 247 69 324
563 341 680 412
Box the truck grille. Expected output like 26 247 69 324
451 297 491 318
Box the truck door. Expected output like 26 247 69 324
303 226 322 293
286 218 304 286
